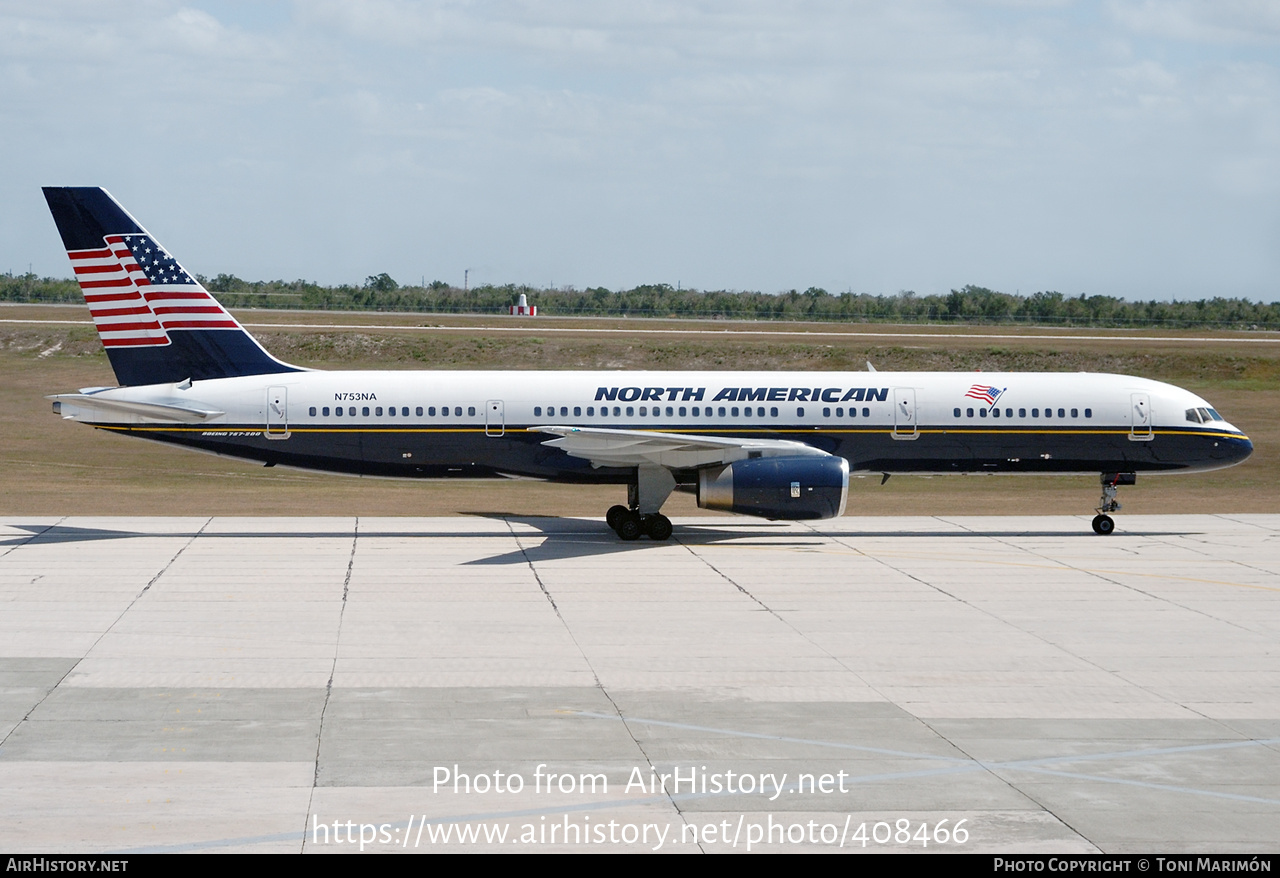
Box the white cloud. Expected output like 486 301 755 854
1110 0 1280 46
2 0 1277 298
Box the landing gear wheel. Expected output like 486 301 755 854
644 513 673 541
1092 514 1115 536
616 514 644 541
606 505 629 531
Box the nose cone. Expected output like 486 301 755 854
1213 432 1253 465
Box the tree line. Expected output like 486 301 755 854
2 271 1276 329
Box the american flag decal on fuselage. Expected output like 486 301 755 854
67 233 239 348
964 384 1005 407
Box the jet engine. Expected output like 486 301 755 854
697 455 849 520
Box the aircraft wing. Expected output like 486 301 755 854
534 425 831 469
48 394 225 423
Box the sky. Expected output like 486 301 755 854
2 0 1278 300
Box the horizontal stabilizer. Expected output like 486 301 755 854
48 394 225 423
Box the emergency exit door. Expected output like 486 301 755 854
485 400 505 437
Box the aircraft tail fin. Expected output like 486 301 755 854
42 187 301 386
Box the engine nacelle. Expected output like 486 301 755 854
697 455 849 520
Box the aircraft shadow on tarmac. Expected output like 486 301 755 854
0 520 1199 566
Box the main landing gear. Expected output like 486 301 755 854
605 465 677 541
1092 472 1135 535
606 505 673 541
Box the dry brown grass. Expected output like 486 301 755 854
2 306 1275 518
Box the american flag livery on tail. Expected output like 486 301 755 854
43 187 299 387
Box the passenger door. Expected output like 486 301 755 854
1130 393 1153 441
266 386 289 439
892 388 918 440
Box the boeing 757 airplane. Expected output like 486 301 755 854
42 187 1253 540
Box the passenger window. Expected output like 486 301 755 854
1071 408 1078 418
862 407 869 417
823 407 830 417
732 407 740 417
1057 408 1065 418
375 407 383 416
425 407 432 416
335 407 343 417
574 406 581 416
666 406 674 416
1085 408 1092 418
402 407 409 417
1005 408 1012 418
534 407 542 416
454 406 462 416
468 406 476 416
349 407 356 416
388 407 395 417
322 406 330 416
953 408 960 417
613 406 621 416
691 407 699 416
757 407 765 417
309 406 316 416
1032 408 1039 417
992 408 1000 418
626 407 634 417
1019 408 1026 417
587 407 594 416
679 407 687 416
639 406 647 416
771 407 778 417
797 407 805 417
362 407 369 416
967 407 974 417
979 408 987 418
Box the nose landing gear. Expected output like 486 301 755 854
1093 473 1135 535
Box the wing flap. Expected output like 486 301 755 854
534 425 830 469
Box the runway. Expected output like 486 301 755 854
1 514 1277 853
